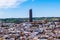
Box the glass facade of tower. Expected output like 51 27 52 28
29 9 33 22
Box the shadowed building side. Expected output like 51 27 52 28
29 9 33 22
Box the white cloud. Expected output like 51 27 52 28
0 0 27 8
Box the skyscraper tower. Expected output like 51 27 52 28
29 9 33 22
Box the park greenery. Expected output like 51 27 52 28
0 17 60 23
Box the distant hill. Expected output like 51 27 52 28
0 17 60 23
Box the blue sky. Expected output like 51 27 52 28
0 0 60 18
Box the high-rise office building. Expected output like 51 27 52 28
29 9 33 22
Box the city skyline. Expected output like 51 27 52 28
0 0 60 18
